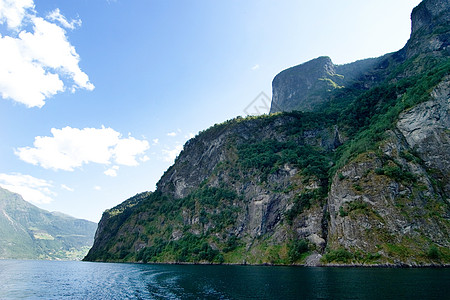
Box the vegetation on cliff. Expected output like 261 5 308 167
85 0 450 266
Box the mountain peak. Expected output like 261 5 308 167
270 0 450 114
269 56 341 113
406 0 450 58
411 0 450 35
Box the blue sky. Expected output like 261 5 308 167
0 0 421 222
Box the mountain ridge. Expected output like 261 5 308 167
0 187 97 260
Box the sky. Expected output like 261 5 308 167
0 0 422 222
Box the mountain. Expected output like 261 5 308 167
269 56 383 113
0 187 97 260
85 0 450 266
271 0 450 114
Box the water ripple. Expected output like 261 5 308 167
0 261 449 299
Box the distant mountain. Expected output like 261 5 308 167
85 0 449 266
0 187 97 260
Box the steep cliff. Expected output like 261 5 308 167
85 0 450 266
269 56 384 113
407 0 450 58
270 0 449 114
85 113 338 263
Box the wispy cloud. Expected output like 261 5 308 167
167 132 177 137
0 173 55 204
251 64 260 70
104 165 119 177
0 0 94 108
46 8 81 30
162 145 183 163
15 126 149 174
60 184 74 192
185 132 195 139
93 185 101 191
140 155 150 162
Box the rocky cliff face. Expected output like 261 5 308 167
270 0 449 114
85 113 339 263
328 86 450 263
406 0 449 58
397 76 450 195
86 0 450 266
270 56 342 113
269 56 385 113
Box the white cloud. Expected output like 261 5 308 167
104 165 119 177
152 138 159 145
0 0 34 30
60 184 74 192
0 173 55 204
0 35 65 107
162 145 183 163
167 132 177 137
251 64 260 70
93 185 101 191
0 0 94 108
46 8 81 30
185 132 195 139
15 126 150 173
113 137 149 166
140 155 150 162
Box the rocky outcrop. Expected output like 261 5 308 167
85 113 339 263
270 56 343 113
327 130 449 263
405 0 450 58
326 73 450 264
270 0 450 115
397 76 450 196
270 56 386 113
411 0 450 36
157 116 339 199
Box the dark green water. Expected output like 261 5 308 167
0 260 448 299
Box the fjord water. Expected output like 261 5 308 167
0 260 449 299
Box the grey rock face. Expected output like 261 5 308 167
406 0 450 58
397 76 450 196
411 0 450 35
157 116 337 199
327 77 450 258
156 115 338 249
327 128 450 257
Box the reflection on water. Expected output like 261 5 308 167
0 260 449 299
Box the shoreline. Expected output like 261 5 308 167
82 259 450 268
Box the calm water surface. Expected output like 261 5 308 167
0 260 449 299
